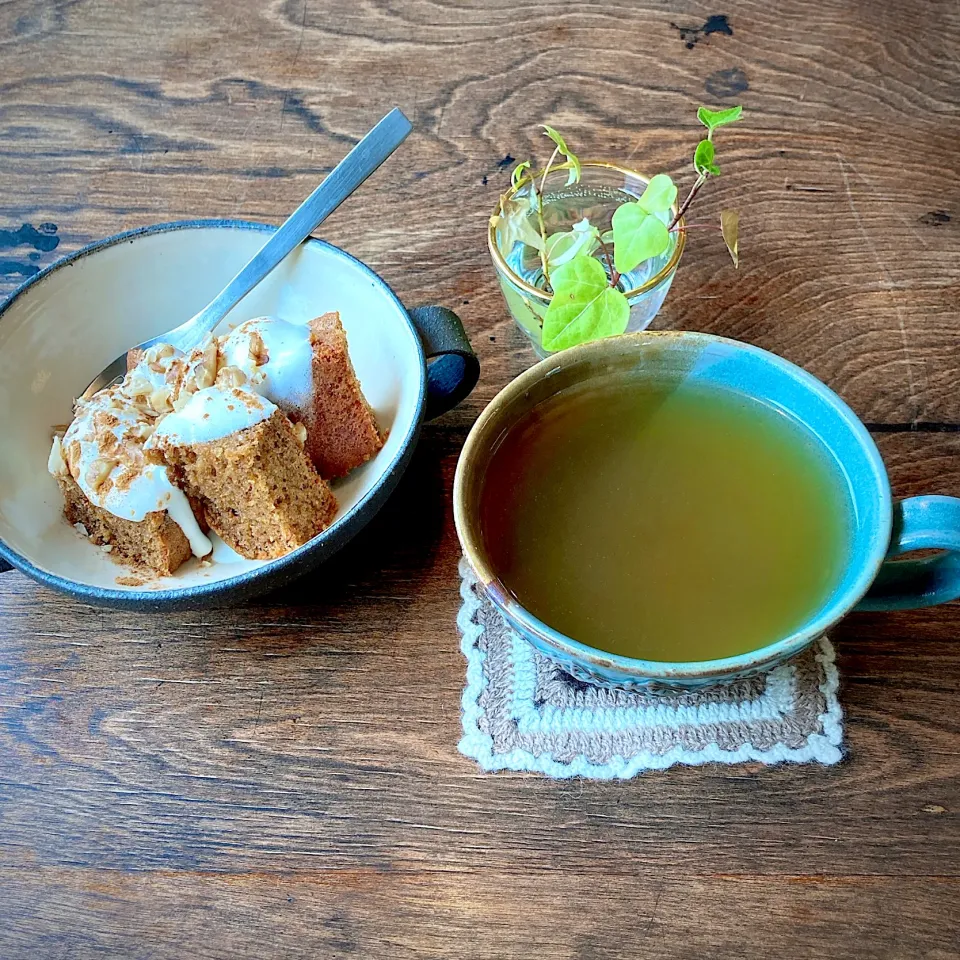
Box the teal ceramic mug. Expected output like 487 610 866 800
454 332 960 688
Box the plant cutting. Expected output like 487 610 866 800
489 106 743 352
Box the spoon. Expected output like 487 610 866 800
80 107 412 400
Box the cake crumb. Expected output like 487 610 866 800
116 574 150 587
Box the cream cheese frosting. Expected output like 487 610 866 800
148 384 276 447
52 382 212 558
49 318 314 563
219 317 314 412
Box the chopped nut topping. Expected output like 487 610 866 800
215 365 246 389
47 436 69 478
66 440 82 475
98 432 121 458
127 375 153 398
196 338 219 389
149 386 173 414
145 342 176 364
86 457 117 492
249 331 269 366
164 356 186 390
113 466 140 492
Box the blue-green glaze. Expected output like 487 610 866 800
454 332 960 688
856 496 960 610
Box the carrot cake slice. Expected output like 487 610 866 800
219 313 383 478
50 311 376 577
148 370 337 560
49 371 212 576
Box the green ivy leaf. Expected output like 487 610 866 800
541 124 570 154
542 256 630 352
611 202 671 274
545 231 575 264
694 139 720 176
545 219 599 269
720 208 739 268
511 160 531 189
638 174 677 215
541 124 582 185
527 175 540 212
549 255 607 299
697 105 743 134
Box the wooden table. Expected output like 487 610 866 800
2 1 958 956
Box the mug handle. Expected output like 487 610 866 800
407 306 480 421
855 496 960 611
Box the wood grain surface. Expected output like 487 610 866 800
1 0 959 957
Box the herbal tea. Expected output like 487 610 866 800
479 377 852 662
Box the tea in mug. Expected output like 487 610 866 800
479 376 852 662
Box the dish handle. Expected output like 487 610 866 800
407 306 480 421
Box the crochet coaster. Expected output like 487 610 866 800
457 558 843 778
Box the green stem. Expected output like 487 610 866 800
668 174 707 231
536 145 562 287
535 191 550 287
597 235 620 289
540 145 561 194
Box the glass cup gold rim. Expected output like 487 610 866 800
487 159 687 302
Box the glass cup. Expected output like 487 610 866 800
488 161 685 357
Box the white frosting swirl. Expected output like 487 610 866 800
54 387 212 558
148 385 276 446
50 321 316 567
219 317 314 411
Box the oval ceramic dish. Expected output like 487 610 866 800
0 220 479 609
